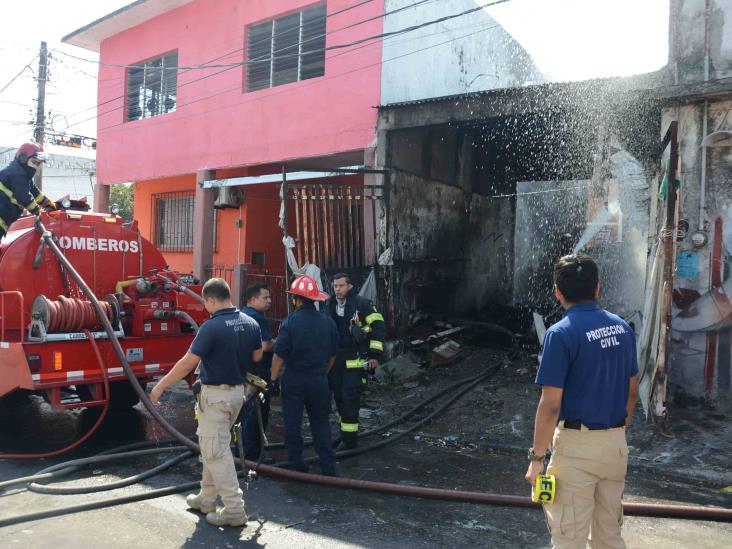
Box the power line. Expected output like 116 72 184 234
54 0 441 125
55 0 493 72
96 17 511 135
0 99 31 107
0 55 37 96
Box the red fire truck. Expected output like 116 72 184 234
0 202 208 413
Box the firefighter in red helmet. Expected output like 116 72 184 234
271 275 338 475
0 142 56 239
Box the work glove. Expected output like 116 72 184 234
268 379 281 397
44 199 57 211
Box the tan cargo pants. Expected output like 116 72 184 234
543 423 629 549
195 384 246 514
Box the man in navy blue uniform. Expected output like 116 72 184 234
240 283 276 460
271 275 338 476
151 278 262 528
525 254 638 548
0 142 56 239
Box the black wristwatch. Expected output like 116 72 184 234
528 448 547 462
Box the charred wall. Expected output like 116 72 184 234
379 79 663 332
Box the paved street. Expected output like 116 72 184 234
1 352 731 548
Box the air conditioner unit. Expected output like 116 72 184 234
214 186 244 209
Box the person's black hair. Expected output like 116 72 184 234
202 277 231 301
553 253 599 303
245 283 270 303
333 273 352 285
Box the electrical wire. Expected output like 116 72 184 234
93 18 512 135
54 0 445 71
0 55 38 96
54 0 481 127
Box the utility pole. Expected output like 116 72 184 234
33 41 48 191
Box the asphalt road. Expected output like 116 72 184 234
1 378 731 548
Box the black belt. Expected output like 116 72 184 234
563 419 626 430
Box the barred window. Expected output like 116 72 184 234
246 4 326 92
152 191 194 251
127 52 178 121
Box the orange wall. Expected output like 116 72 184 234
212 206 243 266
134 176 361 277
134 177 283 276
243 184 285 274
133 174 196 274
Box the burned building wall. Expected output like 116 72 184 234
459 194 514 313
384 125 514 330
379 80 663 332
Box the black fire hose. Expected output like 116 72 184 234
1 366 490 495
25 221 732 527
265 369 490 452
3 367 492 497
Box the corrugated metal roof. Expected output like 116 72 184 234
378 74 665 110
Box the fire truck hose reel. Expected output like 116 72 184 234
32 294 117 334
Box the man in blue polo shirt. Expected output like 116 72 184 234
525 254 638 548
151 278 262 528
240 283 276 460
271 275 338 476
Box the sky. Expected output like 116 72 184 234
490 0 669 82
0 0 130 154
0 0 670 155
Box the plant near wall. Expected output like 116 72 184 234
381 364 398 387
109 183 134 222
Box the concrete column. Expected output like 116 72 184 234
363 145 377 265
192 169 216 281
231 264 247 308
93 183 110 213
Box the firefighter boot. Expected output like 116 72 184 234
186 492 216 514
206 508 249 527
336 430 358 451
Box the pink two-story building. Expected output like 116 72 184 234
63 0 383 312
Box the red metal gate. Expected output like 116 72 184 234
287 182 383 270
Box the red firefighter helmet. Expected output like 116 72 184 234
287 275 330 301
15 142 46 163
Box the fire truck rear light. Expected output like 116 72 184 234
27 353 41 373
54 352 63 371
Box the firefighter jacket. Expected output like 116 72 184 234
326 288 385 361
0 159 45 233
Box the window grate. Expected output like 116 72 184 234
127 52 178 122
152 190 194 252
246 4 326 92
